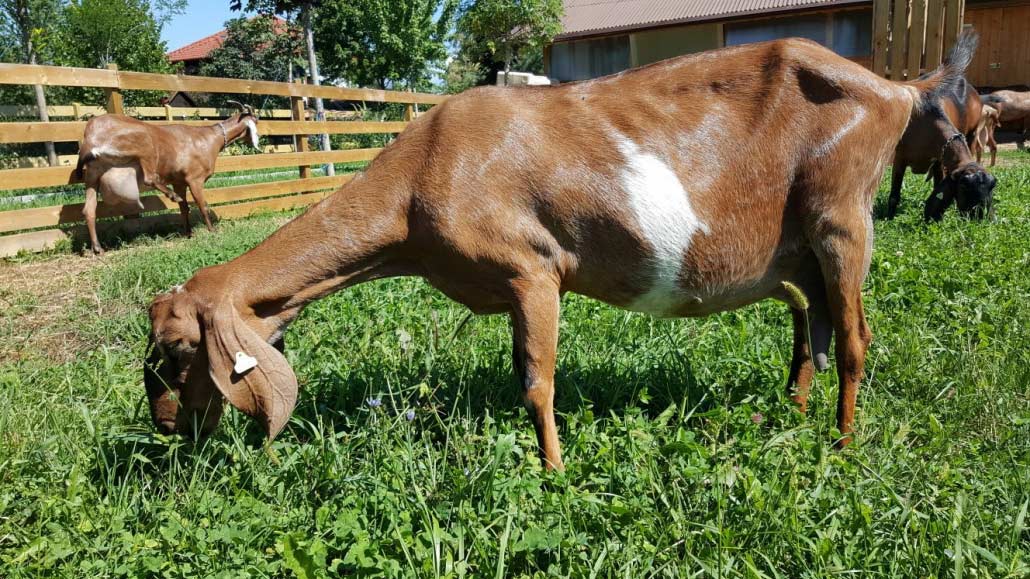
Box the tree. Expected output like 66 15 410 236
231 0 334 175
0 0 63 165
314 0 457 91
456 0 562 85
199 15 303 107
56 0 183 106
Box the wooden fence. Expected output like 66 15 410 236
873 0 967 80
0 63 446 257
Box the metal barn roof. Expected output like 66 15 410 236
557 0 870 40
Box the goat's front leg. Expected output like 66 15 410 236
187 178 214 232
885 159 906 219
83 185 103 255
173 184 192 237
510 278 564 470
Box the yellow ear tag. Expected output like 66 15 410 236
234 351 258 375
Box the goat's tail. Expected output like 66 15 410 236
907 29 978 106
70 150 95 184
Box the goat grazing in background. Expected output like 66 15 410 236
145 33 993 470
886 77 988 219
73 102 260 255
983 89 1030 149
972 104 1000 167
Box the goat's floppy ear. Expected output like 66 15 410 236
202 303 297 439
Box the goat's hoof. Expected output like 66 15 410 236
89 247 105 257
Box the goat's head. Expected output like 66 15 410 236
226 100 260 149
145 281 297 439
925 161 997 221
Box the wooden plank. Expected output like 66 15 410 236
873 0 892 76
0 149 379 190
0 63 447 105
291 90 311 179
0 63 118 88
0 191 329 257
0 166 73 189
0 174 351 234
943 0 962 55
908 0 928 78
213 148 380 172
0 228 70 257
925 0 946 68
0 119 407 144
889 0 910 79
105 64 124 115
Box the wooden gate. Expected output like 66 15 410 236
873 0 967 80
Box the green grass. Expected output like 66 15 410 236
1 153 1029 577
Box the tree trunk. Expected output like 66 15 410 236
504 45 512 86
28 48 58 166
302 4 333 177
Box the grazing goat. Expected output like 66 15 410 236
983 89 1030 148
972 104 999 167
886 78 988 219
145 33 992 470
73 102 260 254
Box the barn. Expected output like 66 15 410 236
545 0 1029 90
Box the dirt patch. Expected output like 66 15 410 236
0 255 103 364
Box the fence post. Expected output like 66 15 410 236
104 63 124 115
164 104 173 121
72 102 82 120
291 80 311 179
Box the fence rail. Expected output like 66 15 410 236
0 62 446 257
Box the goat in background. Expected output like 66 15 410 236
73 101 260 254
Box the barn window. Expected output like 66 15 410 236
725 9 872 58
550 35 631 82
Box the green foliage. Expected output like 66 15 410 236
58 0 174 72
456 0 561 78
0 0 64 105
1 153 1030 575
0 0 182 106
314 0 456 90
199 15 303 108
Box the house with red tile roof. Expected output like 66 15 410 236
166 16 288 76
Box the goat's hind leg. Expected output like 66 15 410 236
173 184 192 238
83 184 103 255
811 217 873 448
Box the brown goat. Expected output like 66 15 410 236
74 103 260 254
886 79 986 219
972 104 1000 167
145 33 990 470
983 89 1030 148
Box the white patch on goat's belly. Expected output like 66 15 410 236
615 136 709 317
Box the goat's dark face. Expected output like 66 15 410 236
925 163 997 221
145 288 223 437
950 163 996 219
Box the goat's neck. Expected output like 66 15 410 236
199 172 413 338
213 117 249 149
939 133 976 174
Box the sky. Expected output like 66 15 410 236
161 1 252 53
